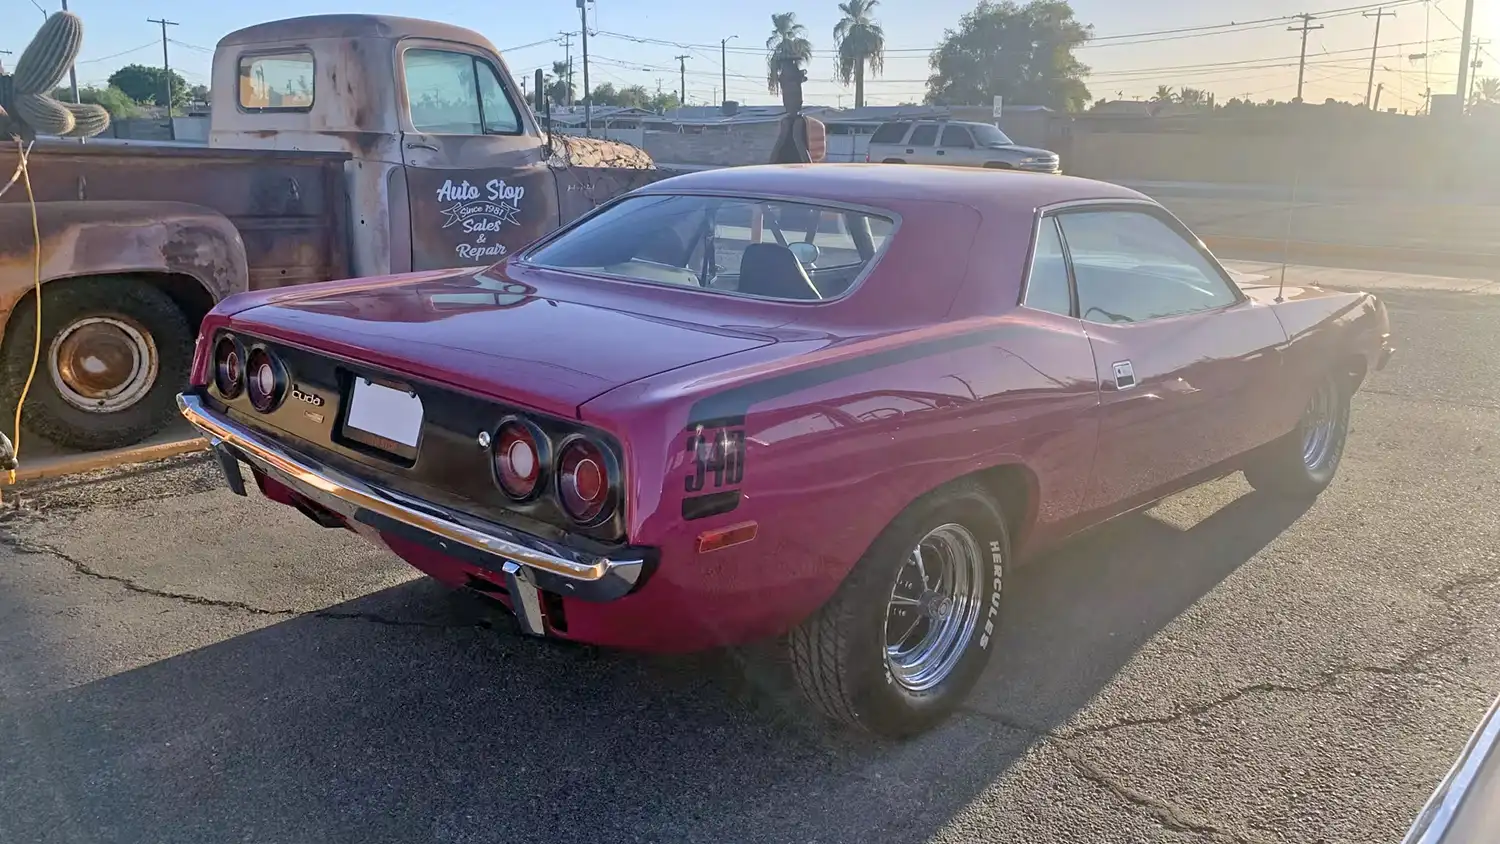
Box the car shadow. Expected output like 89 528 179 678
2 488 1311 844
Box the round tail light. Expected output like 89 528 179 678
245 347 287 413
493 418 547 500
557 437 613 524
213 336 244 398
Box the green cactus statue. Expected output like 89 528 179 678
0 11 110 140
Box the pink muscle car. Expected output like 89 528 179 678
179 164 1394 737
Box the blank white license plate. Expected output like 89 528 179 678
346 378 424 448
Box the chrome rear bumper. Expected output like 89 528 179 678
177 393 647 635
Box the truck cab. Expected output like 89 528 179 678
211 13 653 277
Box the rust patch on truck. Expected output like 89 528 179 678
0 201 248 333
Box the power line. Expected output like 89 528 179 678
76 40 159 64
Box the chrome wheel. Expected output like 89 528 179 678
884 523 986 692
47 315 159 413
1300 378 1339 471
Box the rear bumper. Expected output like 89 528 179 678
177 393 648 635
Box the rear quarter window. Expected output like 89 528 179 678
869 122 912 144
238 51 315 112
524 194 896 303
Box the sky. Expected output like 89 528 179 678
9 0 1496 114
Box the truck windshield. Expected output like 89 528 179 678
970 124 1015 146
523 194 896 302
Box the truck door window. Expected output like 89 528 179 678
907 125 939 146
238 51 315 112
404 49 521 135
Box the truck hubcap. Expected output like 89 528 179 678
884 523 985 692
49 316 159 414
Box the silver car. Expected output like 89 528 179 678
864 119 1061 173
1400 691 1500 842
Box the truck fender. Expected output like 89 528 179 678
0 200 248 335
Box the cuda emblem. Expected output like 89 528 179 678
291 387 325 407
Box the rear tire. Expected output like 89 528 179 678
787 479 1010 738
1244 372 1350 497
0 277 194 452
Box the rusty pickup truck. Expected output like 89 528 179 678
0 13 658 452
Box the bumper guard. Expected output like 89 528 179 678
177 393 647 635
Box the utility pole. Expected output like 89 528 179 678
1468 39 1490 107
1454 0 1477 112
720 36 737 107
676 55 690 109
1364 8 1396 107
1288 13 1324 103
577 0 592 136
147 17 180 140
559 32 573 105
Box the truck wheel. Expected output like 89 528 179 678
0 277 193 452
787 479 1009 738
1244 372 1350 497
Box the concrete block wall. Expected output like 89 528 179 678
643 122 782 166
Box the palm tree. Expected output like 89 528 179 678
766 12 814 95
1479 77 1500 104
1152 85 1177 104
833 0 885 109
547 60 573 106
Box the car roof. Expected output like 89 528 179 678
641 164 1151 214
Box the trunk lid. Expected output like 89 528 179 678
223 268 777 418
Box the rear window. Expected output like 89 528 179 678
238 51 315 111
524 195 896 302
869 122 911 144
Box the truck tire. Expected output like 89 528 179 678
787 479 1010 738
1244 371 1350 498
0 276 194 452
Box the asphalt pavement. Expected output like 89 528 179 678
2 284 1499 843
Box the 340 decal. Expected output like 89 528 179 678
685 428 746 492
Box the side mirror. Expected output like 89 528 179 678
535 68 552 160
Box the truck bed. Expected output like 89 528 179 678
1 141 353 290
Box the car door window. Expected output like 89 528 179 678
1023 217 1072 316
939 125 973 148
404 49 521 135
1058 209 1239 324
907 125 939 147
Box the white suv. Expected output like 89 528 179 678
865 119 1061 173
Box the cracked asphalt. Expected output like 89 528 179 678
2 287 1498 844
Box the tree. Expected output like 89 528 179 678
925 1 1093 112
766 12 814 95
546 60 573 106
1152 85 1176 104
646 91 680 112
107 64 189 110
1476 77 1500 104
834 0 885 109
1178 86 1208 108
52 85 140 119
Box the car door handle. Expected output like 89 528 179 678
936 150 946 156
1109 360 1137 391
905 148 914 154
405 141 439 151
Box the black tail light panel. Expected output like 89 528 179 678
200 331 629 546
